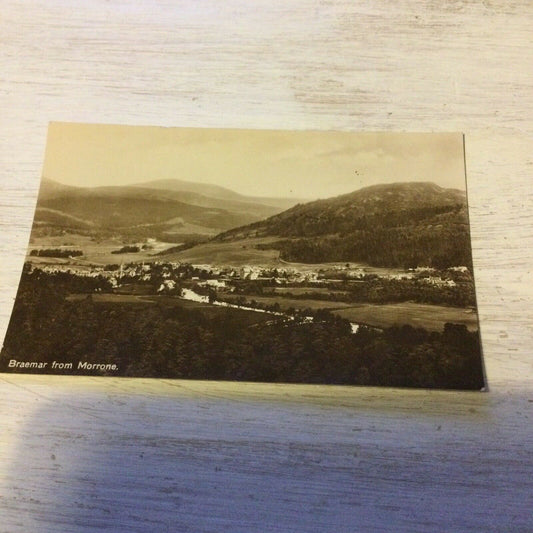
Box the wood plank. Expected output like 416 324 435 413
0 1 531 531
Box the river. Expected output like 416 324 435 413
179 288 360 333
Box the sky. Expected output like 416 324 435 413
42 122 466 199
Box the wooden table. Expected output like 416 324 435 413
1 2 531 531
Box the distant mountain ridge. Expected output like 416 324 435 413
32 179 473 269
131 178 247 201
33 178 299 242
131 179 306 209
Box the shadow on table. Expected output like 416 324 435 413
2 378 532 533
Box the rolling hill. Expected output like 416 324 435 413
198 182 474 269
216 182 466 239
30 180 474 270
32 179 298 242
131 179 306 210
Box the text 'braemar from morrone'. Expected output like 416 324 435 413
8 360 118 371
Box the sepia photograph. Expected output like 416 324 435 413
1 123 485 389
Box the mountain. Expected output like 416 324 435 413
32 179 298 242
31 180 474 269
37 178 82 201
131 178 245 202
216 182 465 239
211 182 473 269
132 179 306 210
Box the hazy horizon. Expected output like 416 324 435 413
42 123 466 200
43 176 465 202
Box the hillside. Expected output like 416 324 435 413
132 178 306 210
213 182 473 269
32 179 295 242
131 178 246 201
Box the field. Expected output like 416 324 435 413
267 287 350 297
66 294 157 304
26 235 281 267
163 237 283 266
26 231 412 280
222 293 478 331
222 294 351 311
162 237 410 276
65 293 277 325
26 235 179 266
334 302 479 331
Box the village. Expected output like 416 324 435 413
25 257 471 311
26 259 465 292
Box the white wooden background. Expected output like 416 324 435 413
0 1 532 531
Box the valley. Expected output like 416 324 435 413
2 179 484 388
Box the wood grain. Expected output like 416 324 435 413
1 1 532 531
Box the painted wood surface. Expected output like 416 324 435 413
0 1 531 531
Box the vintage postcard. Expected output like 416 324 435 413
1 123 485 389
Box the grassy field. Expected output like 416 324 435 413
65 293 276 325
28 232 100 248
222 294 478 331
267 287 350 297
163 237 408 275
163 237 282 266
334 302 479 331
66 292 477 331
26 235 279 267
26 232 409 279
66 294 157 304
26 235 179 266
222 294 351 311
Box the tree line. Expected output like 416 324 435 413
29 248 83 258
246 204 474 269
234 276 476 308
257 226 473 270
1 270 484 390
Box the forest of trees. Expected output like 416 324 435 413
226 202 473 269
234 275 476 308
271 226 472 269
0 270 485 390
111 245 140 254
29 248 83 258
